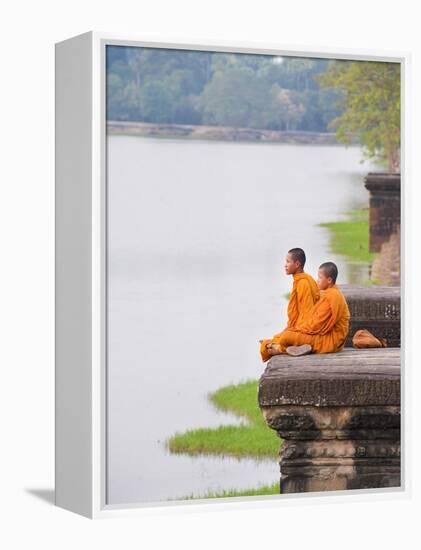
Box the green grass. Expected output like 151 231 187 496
174 482 280 500
166 379 280 460
318 208 376 264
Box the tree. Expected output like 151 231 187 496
197 67 271 128
314 60 400 173
138 80 175 123
270 84 305 131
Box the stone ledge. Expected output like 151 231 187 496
259 348 400 407
339 284 400 302
364 172 401 194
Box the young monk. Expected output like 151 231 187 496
260 261 350 360
259 248 320 362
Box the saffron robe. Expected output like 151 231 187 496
263 272 320 361
352 329 387 348
260 285 350 361
286 272 321 329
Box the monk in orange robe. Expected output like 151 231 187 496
260 262 350 361
259 248 320 362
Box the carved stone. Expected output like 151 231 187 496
340 285 400 348
364 172 400 253
258 348 401 494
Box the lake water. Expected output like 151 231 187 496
107 135 378 505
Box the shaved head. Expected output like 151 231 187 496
288 248 306 269
319 262 338 283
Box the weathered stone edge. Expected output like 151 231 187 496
258 377 401 407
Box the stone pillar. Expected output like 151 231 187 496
258 349 401 493
371 229 401 286
340 285 400 348
364 172 400 253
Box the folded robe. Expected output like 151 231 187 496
352 329 387 348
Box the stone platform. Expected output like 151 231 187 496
258 348 401 494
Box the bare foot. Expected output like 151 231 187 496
286 344 312 357
267 343 281 356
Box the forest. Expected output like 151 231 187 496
106 46 345 132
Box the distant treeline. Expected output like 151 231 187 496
106 46 345 132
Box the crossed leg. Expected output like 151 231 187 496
260 330 316 362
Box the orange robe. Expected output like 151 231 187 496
260 272 320 362
260 285 350 361
286 272 321 329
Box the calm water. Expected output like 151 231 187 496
107 135 377 505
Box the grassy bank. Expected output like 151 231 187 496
167 379 280 499
166 380 280 460
175 482 280 500
318 208 375 264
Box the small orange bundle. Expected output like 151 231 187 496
352 329 387 349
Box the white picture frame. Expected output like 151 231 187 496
55 30 411 518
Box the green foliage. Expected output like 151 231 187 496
315 61 400 172
138 80 175 122
168 424 279 459
209 380 268 426
107 48 400 166
106 46 344 131
166 379 280 459
175 482 280 500
197 67 272 128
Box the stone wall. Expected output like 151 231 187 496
340 285 400 348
